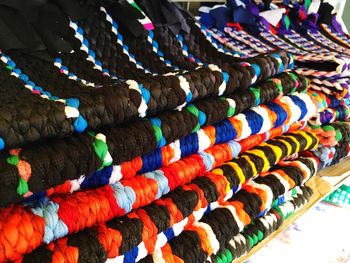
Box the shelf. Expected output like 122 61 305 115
233 157 350 263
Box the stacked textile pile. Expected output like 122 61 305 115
0 0 349 262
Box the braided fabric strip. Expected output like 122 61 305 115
21 152 318 262
0 131 318 261
0 87 314 206
142 185 313 263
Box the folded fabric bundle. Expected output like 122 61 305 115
68 4 291 90
223 27 296 55
20 153 318 262
308 122 350 168
314 142 350 168
71 1 234 75
256 27 350 79
0 0 297 150
141 186 313 263
0 130 318 261
214 27 267 56
302 118 350 167
309 78 350 99
320 23 350 49
20 127 344 259
211 188 311 263
275 29 342 57
20 122 303 206
201 0 350 74
205 27 257 56
281 2 350 57
222 26 350 79
261 6 350 58
147 14 242 70
297 23 350 58
104 134 349 262
294 57 350 79
115 155 317 263
210 22 350 81
309 90 347 113
88 5 237 74
0 48 291 151
305 121 350 147
199 3 350 79
0 90 315 206
292 2 350 50
133 0 293 76
309 105 350 126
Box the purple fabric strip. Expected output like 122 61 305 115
332 15 344 34
304 13 319 32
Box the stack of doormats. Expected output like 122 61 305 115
0 0 349 262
